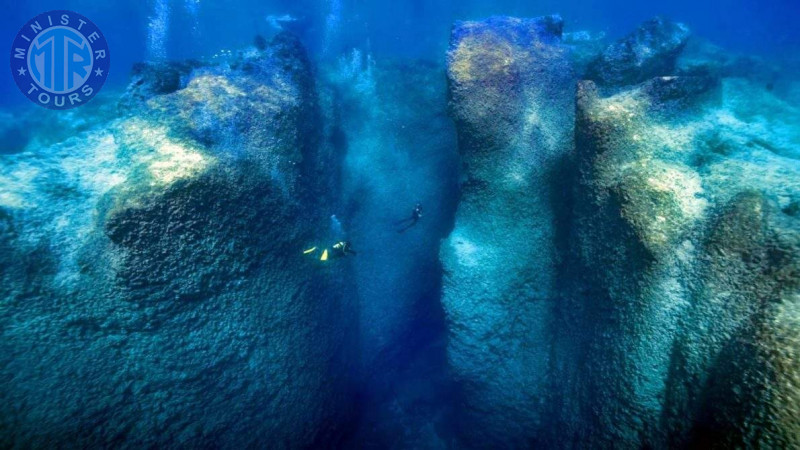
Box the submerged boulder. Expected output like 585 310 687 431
587 17 690 86
0 33 356 448
442 15 575 447
118 60 202 110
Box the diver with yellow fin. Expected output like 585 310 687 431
303 215 356 261
303 241 356 261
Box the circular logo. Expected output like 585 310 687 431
10 10 110 110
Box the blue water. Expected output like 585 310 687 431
2 0 798 106
1 0 799 448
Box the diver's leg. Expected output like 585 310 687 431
397 218 418 233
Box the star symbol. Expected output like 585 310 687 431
17 67 26 76
94 68 104 77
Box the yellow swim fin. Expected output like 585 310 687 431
320 249 329 261
303 246 317 254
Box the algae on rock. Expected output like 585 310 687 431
573 72 799 447
441 15 575 447
0 33 357 448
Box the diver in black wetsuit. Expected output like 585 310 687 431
302 240 356 261
332 241 357 257
396 203 423 233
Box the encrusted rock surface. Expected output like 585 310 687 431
587 17 691 87
0 33 357 448
441 15 575 447
443 14 798 449
572 74 799 447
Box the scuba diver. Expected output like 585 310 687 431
332 241 356 257
303 241 356 261
396 202 423 233
303 215 356 261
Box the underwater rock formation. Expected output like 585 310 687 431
442 14 799 448
0 33 357 448
441 15 575 446
573 73 799 447
118 60 202 111
587 17 690 86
